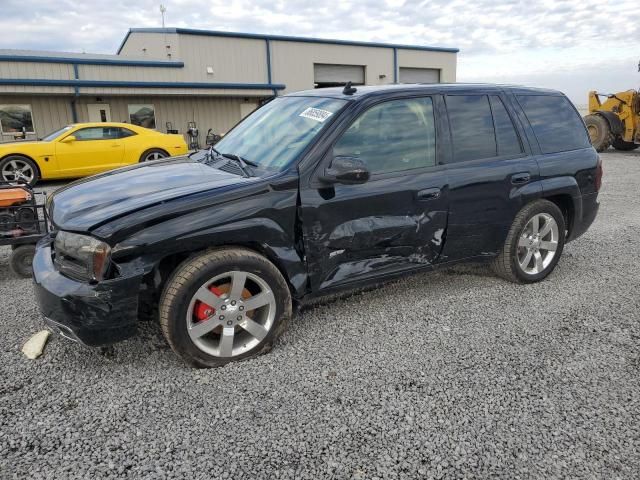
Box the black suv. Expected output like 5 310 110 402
34 84 601 367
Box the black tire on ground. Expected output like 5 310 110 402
0 155 40 186
584 114 611 152
159 247 292 368
139 149 169 163
492 200 566 284
611 138 639 151
9 244 36 278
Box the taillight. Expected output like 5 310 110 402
595 156 603 192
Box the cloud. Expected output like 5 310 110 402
0 0 638 103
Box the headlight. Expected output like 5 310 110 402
54 231 111 282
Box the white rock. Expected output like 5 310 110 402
22 330 51 360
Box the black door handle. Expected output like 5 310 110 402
417 188 441 201
511 173 531 185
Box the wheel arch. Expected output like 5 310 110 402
543 193 575 237
593 111 624 136
0 152 42 178
139 241 304 318
128 212 309 308
139 147 170 162
152 241 296 290
534 175 582 240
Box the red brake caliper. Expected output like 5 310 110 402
194 285 224 321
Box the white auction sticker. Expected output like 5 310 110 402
299 107 333 122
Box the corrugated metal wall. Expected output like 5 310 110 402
0 95 73 142
118 32 182 60
75 96 255 134
0 61 74 80
397 49 456 83
0 94 258 143
270 41 395 93
177 35 268 83
0 31 458 143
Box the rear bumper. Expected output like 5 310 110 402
568 192 599 242
33 238 142 346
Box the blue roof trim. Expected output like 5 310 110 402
0 54 184 68
117 27 460 54
0 78 285 90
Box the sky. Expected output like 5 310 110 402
1 0 638 105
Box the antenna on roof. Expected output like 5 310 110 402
160 4 167 28
342 81 357 95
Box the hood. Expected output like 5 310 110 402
50 157 255 232
0 140 43 149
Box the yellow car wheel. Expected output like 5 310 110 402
140 149 169 163
0 155 40 186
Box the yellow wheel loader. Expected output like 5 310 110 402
584 89 640 152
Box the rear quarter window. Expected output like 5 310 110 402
517 95 590 154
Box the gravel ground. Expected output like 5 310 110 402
1 151 639 479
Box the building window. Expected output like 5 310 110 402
0 104 35 135
128 104 156 129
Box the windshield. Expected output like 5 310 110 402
214 96 347 170
41 126 73 142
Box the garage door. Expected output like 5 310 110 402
314 64 365 87
399 67 440 84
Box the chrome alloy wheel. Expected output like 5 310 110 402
1 159 34 184
517 213 559 275
144 151 166 162
186 271 276 358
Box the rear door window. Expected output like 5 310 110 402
517 95 590 153
446 95 496 162
489 96 523 156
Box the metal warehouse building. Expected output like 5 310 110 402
0 28 458 143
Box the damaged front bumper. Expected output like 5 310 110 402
33 238 144 346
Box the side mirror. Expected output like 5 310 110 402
60 135 76 144
321 156 370 185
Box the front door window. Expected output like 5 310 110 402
334 97 436 175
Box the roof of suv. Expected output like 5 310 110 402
286 83 562 100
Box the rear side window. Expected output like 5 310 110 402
447 95 496 162
490 96 522 156
118 128 136 138
517 95 590 153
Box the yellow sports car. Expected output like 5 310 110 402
0 122 188 185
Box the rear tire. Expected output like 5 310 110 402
159 247 292 368
9 244 35 278
584 114 611 152
611 138 639 151
492 200 566 284
139 149 169 163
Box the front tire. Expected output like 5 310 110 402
9 244 35 278
0 155 39 186
492 200 566 284
159 247 292 368
584 114 611 152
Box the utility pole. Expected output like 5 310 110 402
160 4 167 28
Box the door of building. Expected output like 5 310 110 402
87 104 112 123
240 103 258 119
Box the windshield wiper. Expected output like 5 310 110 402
190 145 220 164
222 152 258 167
221 153 257 177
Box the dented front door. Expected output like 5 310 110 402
300 169 449 291
300 95 451 292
